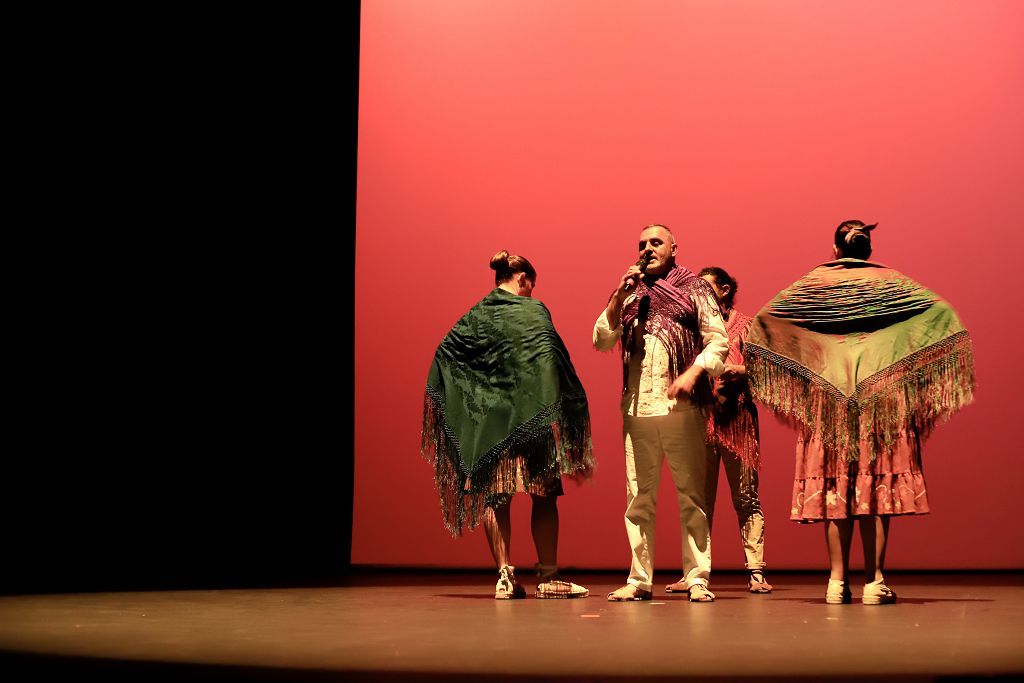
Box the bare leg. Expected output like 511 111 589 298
825 519 854 582
484 502 512 568
530 494 559 569
859 515 891 582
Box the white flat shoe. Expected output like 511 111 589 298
862 579 897 605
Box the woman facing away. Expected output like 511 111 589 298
744 221 975 604
421 251 594 599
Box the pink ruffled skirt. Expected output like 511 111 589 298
791 431 929 521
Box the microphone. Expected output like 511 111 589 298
624 250 654 292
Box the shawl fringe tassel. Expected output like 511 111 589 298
708 396 760 470
745 330 974 461
421 386 594 536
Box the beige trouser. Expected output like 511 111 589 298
624 404 712 591
706 444 766 570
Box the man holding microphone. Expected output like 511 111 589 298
593 224 728 603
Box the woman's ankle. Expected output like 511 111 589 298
536 563 559 581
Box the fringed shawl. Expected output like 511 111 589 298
744 259 974 462
621 265 721 408
707 309 760 469
422 289 593 535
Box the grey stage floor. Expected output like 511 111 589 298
0 571 1022 681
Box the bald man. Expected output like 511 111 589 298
594 224 728 602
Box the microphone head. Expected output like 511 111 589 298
638 250 654 272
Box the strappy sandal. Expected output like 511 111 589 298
825 579 852 604
494 565 526 600
606 585 652 602
748 570 773 594
862 579 897 605
688 583 715 602
664 579 689 593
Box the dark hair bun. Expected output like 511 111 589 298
834 220 875 260
490 250 511 271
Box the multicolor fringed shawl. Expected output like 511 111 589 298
621 265 721 408
744 259 975 462
422 288 593 536
707 309 760 469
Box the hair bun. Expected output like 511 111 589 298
490 250 511 271
834 220 875 260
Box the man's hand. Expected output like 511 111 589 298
613 264 644 302
605 264 644 327
667 365 706 399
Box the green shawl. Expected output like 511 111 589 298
422 288 593 535
744 259 974 461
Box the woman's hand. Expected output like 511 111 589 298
719 363 747 383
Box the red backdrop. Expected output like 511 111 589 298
354 1 1024 570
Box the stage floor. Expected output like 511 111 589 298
1 571 1022 681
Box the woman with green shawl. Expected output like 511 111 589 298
422 251 594 599
745 221 974 605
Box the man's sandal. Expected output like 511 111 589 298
748 571 773 594
688 583 715 602
606 585 652 601
664 579 689 594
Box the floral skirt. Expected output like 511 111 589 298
791 431 929 521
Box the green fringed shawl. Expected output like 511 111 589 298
744 259 975 461
422 288 593 535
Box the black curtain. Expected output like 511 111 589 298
1 5 358 594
